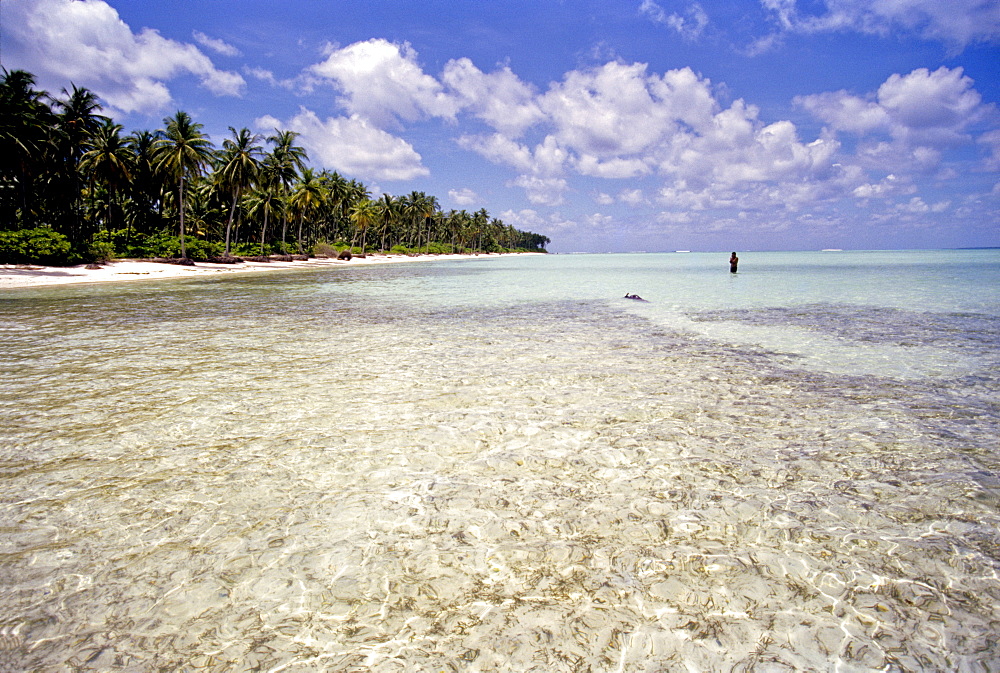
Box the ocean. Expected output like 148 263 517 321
1 249 998 671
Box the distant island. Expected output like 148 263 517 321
0 69 550 267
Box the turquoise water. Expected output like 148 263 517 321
1 250 998 671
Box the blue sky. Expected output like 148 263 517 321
4 0 999 252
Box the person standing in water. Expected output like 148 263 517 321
730 252 739 273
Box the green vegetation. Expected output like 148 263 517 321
0 69 550 266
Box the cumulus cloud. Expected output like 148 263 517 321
540 62 680 160
759 0 1000 50
3 0 245 113
797 66 989 178
618 189 646 205
441 58 544 136
457 133 535 172
500 209 578 233
448 188 479 206
508 175 569 206
895 196 950 214
309 38 458 127
452 58 869 210
256 109 429 181
877 67 985 146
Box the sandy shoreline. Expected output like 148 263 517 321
0 253 520 290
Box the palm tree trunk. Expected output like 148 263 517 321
297 214 304 254
225 193 238 256
178 177 187 259
261 209 269 256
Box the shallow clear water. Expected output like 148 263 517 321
1 251 998 671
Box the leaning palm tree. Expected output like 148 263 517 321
215 127 262 256
153 111 215 259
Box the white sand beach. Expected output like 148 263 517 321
0 253 513 289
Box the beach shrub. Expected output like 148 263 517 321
313 242 337 258
0 227 73 265
88 238 116 263
131 232 221 260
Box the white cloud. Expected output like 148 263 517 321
457 133 535 172
584 213 615 231
499 209 578 233
575 154 651 178
256 108 429 181
192 30 240 57
798 67 989 177
309 38 458 127
441 58 544 136
540 62 679 160
852 174 915 200
4 0 245 113
448 188 479 206
795 91 890 134
640 0 710 40
508 175 568 206
759 0 1000 49
656 211 693 224
618 189 646 205
594 192 615 205
979 130 1000 170
877 67 984 146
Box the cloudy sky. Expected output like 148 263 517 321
4 0 999 252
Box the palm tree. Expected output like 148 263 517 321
125 130 163 242
402 191 425 250
374 193 399 251
345 179 370 249
245 188 282 256
422 194 440 253
53 84 106 243
289 167 324 254
349 199 377 255
80 119 133 233
0 69 56 228
153 111 215 259
318 171 351 243
263 130 307 253
215 127 261 256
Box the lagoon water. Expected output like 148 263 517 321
1 250 999 671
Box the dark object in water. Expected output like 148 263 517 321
624 293 648 302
